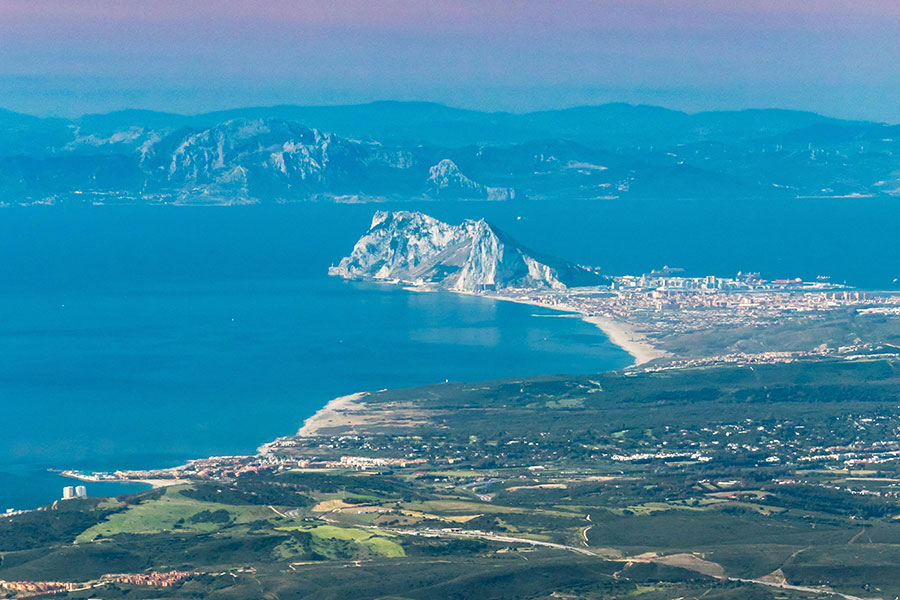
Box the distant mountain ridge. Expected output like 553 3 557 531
1 101 898 204
140 119 425 204
329 210 607 291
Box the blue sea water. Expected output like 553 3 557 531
0 205 634 510
1 199 897 510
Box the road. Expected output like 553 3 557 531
581 513 593 546
377 526 878 600
388 527 600 557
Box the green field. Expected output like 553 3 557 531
75 487 274 542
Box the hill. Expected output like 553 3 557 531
329 210 607 291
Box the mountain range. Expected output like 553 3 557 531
329 210 607 291
1 101 899 205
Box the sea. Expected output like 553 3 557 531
1 198 898 510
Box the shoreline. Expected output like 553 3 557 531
57 470 183 489
404 284 668 367
580 314 668 366
275 286 667 444
474 291 668 367
47 283 664 504
295 391 370 437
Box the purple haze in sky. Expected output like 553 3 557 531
1 0 898 120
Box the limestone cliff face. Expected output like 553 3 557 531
329 210 608 291
142 119 413 203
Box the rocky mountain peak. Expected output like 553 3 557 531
330 210 608 291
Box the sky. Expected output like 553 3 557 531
1 0 899 121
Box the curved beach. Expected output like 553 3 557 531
296 392 370 437
484 291 667 367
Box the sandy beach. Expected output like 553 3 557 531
58 470 185 489
483 292 668 367
404 284 667 367
296 391 370 437
291 288 667 441
580 314 668 366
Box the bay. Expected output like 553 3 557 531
1 197 897 510
0 275 629 510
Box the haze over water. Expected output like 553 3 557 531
1 199 897 510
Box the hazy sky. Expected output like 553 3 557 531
2 0 899 120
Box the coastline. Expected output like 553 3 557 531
58 470 184 489
580 314 667 366
477 291 668 367
295 391 370 437
47 282 663 503
286 292 665 440
403 284 668 367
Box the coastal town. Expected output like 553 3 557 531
484 270 900 368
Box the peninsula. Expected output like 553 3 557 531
330 211 900 369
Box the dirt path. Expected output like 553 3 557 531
848 528 868 544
